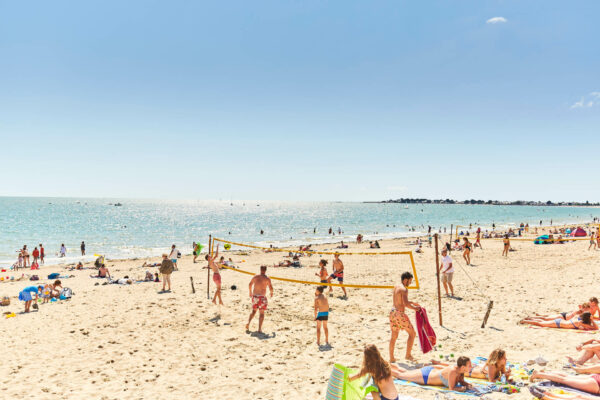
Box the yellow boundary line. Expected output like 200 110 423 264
212 237 420 289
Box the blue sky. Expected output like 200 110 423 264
1 1 599 202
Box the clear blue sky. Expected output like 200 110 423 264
1 1 598 202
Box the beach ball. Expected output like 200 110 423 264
224 244 231 250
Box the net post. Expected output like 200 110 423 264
435 233 443 326
207 235 212 300
449 224 453 252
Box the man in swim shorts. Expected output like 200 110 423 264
314 286 330 346
440 249 455 297
246 265 273 333
327 253 347 298
389 271 421 362
205 244 223 305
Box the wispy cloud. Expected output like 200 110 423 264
486 17 507 24
571 92 599 109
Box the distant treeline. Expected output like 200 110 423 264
367 198 600 206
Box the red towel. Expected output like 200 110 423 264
415 308 437 354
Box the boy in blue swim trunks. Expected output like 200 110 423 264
314 286 330 346
327 253 347 298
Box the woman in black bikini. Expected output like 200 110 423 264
462 237 472 265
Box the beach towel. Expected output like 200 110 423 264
415 308 436 354
393 378 492 396
48 273 60 279
531 381 600 398
325 364 378 400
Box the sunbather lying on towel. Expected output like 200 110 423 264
530 384 598 400
528 302 592 322
393 356 473 392
432 348 512 383
520 312 597 330
349 344 399 400
530 370 600 396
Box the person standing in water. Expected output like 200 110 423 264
80 241 86 256
389 272 421 362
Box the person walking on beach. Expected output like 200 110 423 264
246 265 273 333
589 233 596 251
60 244 66 258
475 227 483 249
169 244 179 271
314 286 330 346
327 253 347 298
502 235 510 257
462 237 472 265
159 254 174 292
389 272 421 362
206 244 223 305
39 244 45 265
440 249 455 297
80 241 85 256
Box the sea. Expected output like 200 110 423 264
1 197 598 266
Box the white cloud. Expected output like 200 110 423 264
590 92 600 98
387 185 407 192
571 94 598 109
571 98 585 109
486 17 507 24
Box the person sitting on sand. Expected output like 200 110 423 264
315 259 328 283
349 344 400 400
19 285 43 313
159 254 174 292
42 280 62 303
92 264 110 278
520 312 598 330
432 348 512 383
528 302 592 322
530 370 600 396
393 357 473 391
314 286 329 346
76 261 83 270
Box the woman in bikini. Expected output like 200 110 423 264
590 233 597 250
527 302 591 322
315 259 328 283
502 234 510 257
349 344 400 400
530 370 600 396
462 238 471 265
520 312 598 330
432 349 511 383
393 356 473 392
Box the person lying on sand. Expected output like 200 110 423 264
432 348 512 383
520 312 597 330
349 344 400 400
530 370 600 396
529 302 592 322
530 384 598 400
393 357 473 392
567 339 600 367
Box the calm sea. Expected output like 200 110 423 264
1 197 597 266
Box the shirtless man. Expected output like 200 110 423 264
205 245 223 305
389 271 421 362
246 266 273 333
327 253 347 298
95 264 110 278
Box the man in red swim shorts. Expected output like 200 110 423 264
205 244 223 305
246 265 273 334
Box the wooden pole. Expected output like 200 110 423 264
435 233 443 326
190 276 195 294
207 235 212 300
449 224 453 251
481 301 493 328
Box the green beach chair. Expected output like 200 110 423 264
326 364 378 400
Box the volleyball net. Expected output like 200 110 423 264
209 237 420 289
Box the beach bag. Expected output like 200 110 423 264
1 296 10 306
48 273 60 279
59 287 73 300
30 275 39 281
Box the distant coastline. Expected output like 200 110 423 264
366 198 600 207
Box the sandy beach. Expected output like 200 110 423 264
1 230 600 399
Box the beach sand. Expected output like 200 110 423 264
1 231 600 399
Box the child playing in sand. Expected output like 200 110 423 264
19 285 42 312
349 344 400 400
314 286 329 346
315 259 328 283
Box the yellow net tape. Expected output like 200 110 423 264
211 237 420 289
